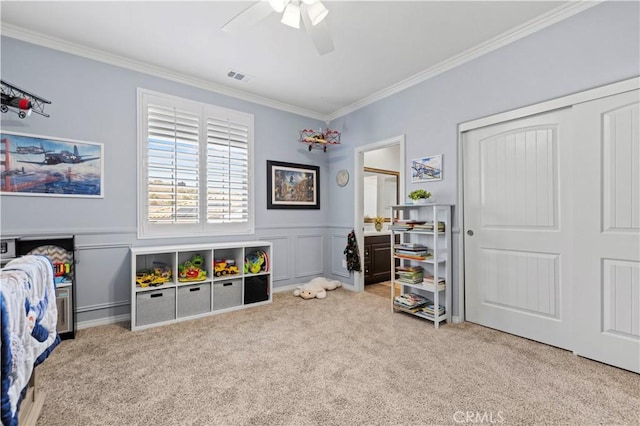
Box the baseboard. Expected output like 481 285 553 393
77 313 130 330
78 282 352 329
452 315 462 324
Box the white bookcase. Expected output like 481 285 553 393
130 241 272 331
390 204 452 328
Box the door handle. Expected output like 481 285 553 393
467 230 474 236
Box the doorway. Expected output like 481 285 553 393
353 135 405 293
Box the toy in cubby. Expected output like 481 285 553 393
178 254 207 282
136 262 172 288
214 258 239 277
244 250 269 274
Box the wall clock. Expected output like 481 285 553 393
336 169 349 187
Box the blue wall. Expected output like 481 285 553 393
2 1 639 325
327 1 640 316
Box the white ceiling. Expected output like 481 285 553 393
0 1 593 120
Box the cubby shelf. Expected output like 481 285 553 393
130 241 272 331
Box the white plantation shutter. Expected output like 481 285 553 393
147 105 200 224
207 117 249 223
138 89 254 238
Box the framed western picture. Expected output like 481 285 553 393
0 131 104 198
411 154 442 182
267 160 320 209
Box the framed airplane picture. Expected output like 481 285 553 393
411 154 443 182
0 131 104 198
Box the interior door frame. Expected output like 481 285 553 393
457 76 640 323
353 135 405 292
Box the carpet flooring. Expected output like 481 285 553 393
35 289 639 425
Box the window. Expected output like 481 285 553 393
138 89 254 238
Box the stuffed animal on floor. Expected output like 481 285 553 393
293 277 342 300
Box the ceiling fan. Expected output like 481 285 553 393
222 0 334 55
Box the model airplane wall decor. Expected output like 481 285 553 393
1 80 51 118
299 128 340 152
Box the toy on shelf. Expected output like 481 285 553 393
244 250 269 274
214 259 239 277
178 254 207 282
136 262 172 288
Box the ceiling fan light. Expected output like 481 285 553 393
281 3 301 29
307 1 328 26
269 0 288 13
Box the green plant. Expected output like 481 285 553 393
408 189 431 200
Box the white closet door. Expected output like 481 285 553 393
572 90 640 373
463 108 574 349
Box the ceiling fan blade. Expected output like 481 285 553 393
301 4 334 55
222 1 275 33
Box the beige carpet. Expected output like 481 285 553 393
35 289 639 425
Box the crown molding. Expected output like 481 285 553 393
326 1 602 122
1 1 601 124
0 24 327 121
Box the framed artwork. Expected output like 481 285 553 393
267 160 320 209
411 154 442 182
0 131 104 198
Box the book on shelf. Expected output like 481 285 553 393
396 265 423 273
394 253 433 261
412 221 445 232
418 304 445 316
395 244 428 251
397 268 423 284
395 249 428 256
394 293 429 308
423 275 445 284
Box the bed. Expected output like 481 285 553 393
1 255 60 426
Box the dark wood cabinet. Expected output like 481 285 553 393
364 234 396 285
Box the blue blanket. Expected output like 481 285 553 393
1 255 60 426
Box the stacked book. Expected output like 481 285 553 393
390 220 426 231
423 275 445 285
415 303 446 318
394 242 431 261
394 292 428 309
412 221 446 232
397 266 423 284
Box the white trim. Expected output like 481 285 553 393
460 77 640 132
77 314 130 330
353 135 406 292
1 24 325 121
456 76 638 325
326 1 601 121
2 1 599 122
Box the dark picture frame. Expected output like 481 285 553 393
267 160 320 209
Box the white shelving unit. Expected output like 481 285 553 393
130 241 272 331
390 204 452 328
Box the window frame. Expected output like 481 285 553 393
137 88 254 239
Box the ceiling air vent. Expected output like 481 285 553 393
227 70 252 83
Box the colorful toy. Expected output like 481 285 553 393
178 254 207 282
214 259 239 277
136 262 172 287
244 250 268 274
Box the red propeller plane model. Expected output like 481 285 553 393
1 80 51 119
299 128 341 152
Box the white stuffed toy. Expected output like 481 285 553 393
293 277 342 300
